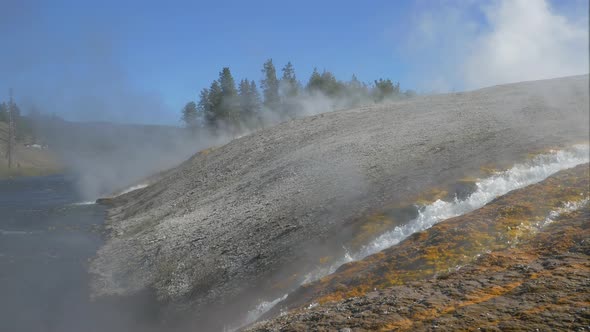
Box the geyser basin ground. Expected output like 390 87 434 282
249 164 590 331
240 145 589 327
90 75 589 330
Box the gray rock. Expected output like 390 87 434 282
89 75 589 328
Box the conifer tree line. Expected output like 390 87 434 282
182 59 415 134
0 99 36 142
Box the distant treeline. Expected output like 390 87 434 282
0 101 36 142
182 59 416 135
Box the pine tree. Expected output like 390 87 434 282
319 70 342 97
349 74 361 90
181 101 199 130
373 78 400 102
197 88 211 125
281 61 299 98
207 80 223 127
219 67 238 100
218 67 239 131
238 79 251 117
239 79 261 126
306 68 342 97
261 59 280 111
248 80 261 116
306 68 322 92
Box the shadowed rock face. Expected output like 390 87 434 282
249 165 590 331
90 75 589 328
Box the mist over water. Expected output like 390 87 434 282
0 175 161 332
35 119 220 200
33 80 410 201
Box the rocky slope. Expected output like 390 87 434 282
249 164 589 331
90 75 589 328
250 205 590 331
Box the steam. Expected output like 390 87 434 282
35 119 223 200
236 294 288 331
1 1 202 200
464 0 589 88
117 183 149 196
0 1 171 124
37 91 373 201
2 2 588 331
402 0 589 91
71 201 96 206
31 70 403 200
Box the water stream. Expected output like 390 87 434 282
240 144 590 328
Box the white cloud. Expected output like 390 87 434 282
401 0 589 91
464 0 589 88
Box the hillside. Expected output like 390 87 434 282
89 75 589 330
249 164 589 331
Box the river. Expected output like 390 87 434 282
0 174 159 332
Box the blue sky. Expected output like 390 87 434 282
0 0 587 125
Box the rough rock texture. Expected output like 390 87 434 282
259 164 590 316
249 165 590 331
90 75 589 326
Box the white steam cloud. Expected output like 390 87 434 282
403 0 589 91
464 0 589 88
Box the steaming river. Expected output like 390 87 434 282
0 175 157 332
